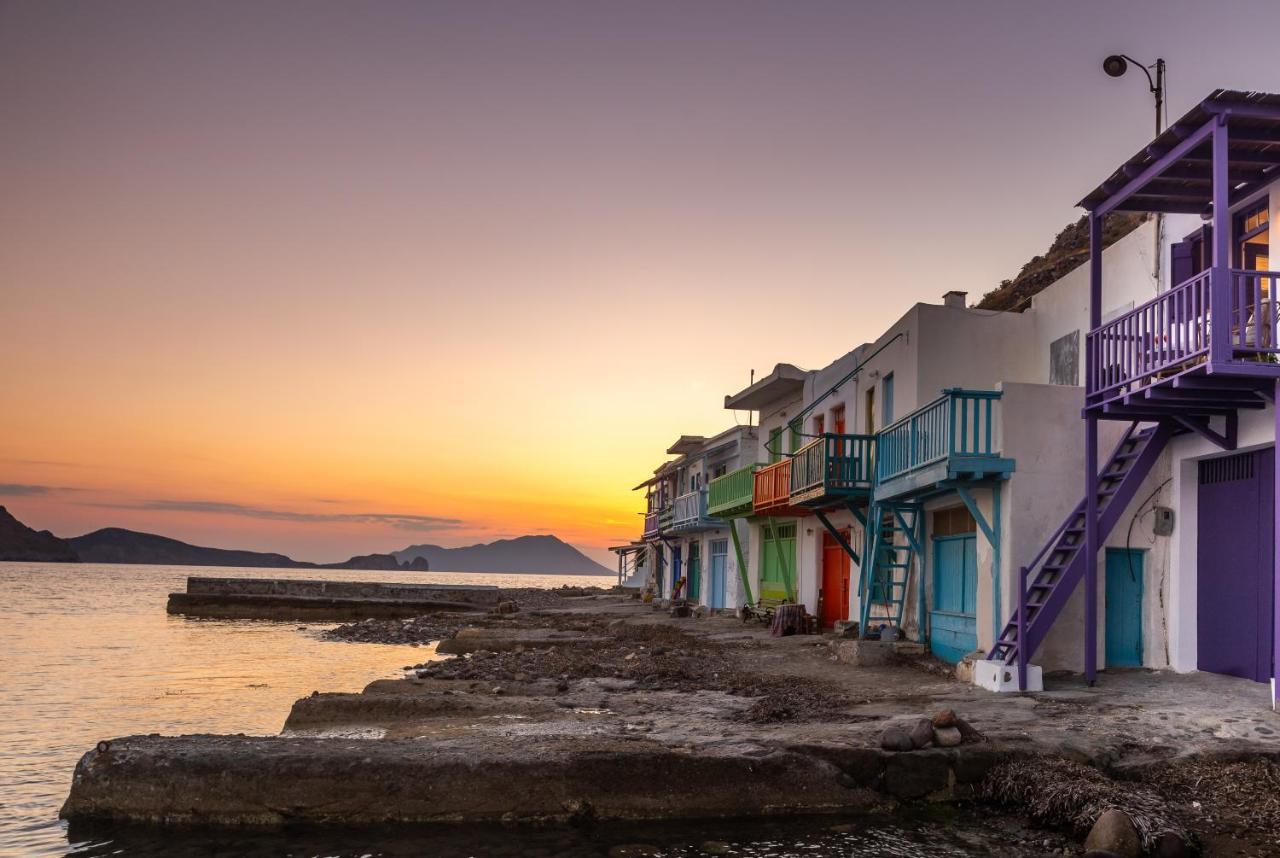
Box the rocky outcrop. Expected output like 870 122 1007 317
0 506 79 562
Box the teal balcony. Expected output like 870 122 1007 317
789 433 876 509
874 389 1014 501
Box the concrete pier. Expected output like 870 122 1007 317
166 576 500 620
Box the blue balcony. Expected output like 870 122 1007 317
668 489 720 532
874 389 1014 501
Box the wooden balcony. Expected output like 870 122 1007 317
1086 268 1280 414
641 503 670 538
875 389 1014 501
707 464 759 519
669 489 719 532
753 458 805 516
789 433 876 509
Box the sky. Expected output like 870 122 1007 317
4 1 1280 566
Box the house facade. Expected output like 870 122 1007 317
635 426 758 609
622 88 1280 708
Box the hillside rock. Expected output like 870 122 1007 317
0 506 79 562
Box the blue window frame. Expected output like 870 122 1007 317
882 373 894 426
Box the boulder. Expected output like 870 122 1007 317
934 726 962 747
670 604 691 618
880 727 914 752
1083 809 1142 858
493 601 518 614
931 708 957 728
909 718 935 749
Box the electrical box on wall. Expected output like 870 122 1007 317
1152 506 1175 537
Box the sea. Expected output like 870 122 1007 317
0 562 1045 857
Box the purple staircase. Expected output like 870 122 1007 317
989 421 1174 683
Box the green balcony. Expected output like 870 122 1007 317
707 464 760 519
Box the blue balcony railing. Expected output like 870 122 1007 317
876 389 1002 485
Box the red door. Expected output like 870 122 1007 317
821 531 851 627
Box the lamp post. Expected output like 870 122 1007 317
1104 54 1168 294
1103 54 1166 136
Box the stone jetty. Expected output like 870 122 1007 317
165 576 500 620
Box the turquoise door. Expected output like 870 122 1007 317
709 540 728 609
687 542 701 602
930 534 977 663
1105 548 1144 668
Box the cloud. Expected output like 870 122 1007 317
91 498 465 532
0 483 54 496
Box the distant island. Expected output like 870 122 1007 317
0 505 610 574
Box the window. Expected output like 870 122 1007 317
831 404 846 434
865 387 876 434
1049 331 1079 386
932 506 976 537
788 418 802 453
768 427 783 464
711 463 727 479
882 373 895 425
812 414 825 436
1236 199 1269 273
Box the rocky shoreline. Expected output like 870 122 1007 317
62 592 1280 855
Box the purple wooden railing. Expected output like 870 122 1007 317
1087 268 1280 399
1232 269 1280 356
1086 270 1211 398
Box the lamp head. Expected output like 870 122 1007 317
1103 55 1128 78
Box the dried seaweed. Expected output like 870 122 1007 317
982 757 1190 849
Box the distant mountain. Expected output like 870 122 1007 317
0 506 80 562
66 528 429 572
69 528 309 568
394 534 611 575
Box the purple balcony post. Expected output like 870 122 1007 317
1211 116 1232 365
1017 566 1028 691
1274 380 1280 711
1084 212 1102 685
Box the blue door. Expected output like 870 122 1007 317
930 534 977 663
709 540 728 609
1105 548 1144 668
671 546 682 597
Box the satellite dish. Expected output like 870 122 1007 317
1103 55 1128 78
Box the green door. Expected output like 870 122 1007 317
687 541 702 602
761 522 796 602
1105 548 1143 668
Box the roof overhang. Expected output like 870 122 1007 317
1080 89 1280 216
724 363 808 411
665 435 706 455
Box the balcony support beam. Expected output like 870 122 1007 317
1173 413 1238 451
1093 118 1215 217
1211 116 1233 365
727 521 753 608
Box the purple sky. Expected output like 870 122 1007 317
4 1 1280 563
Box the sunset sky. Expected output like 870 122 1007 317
4 2 1280 565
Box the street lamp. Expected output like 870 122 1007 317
1103 54 1166 136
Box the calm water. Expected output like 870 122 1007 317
0 563 1044 858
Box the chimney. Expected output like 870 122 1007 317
943 290 967 308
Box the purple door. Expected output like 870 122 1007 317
1197 448 1276 682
